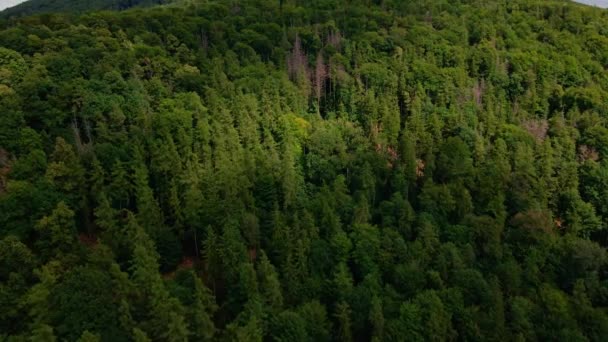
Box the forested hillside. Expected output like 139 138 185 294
0 0 169 18
1 0 608 340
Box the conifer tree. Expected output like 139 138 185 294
190 273 217 341
128 213 189 341
257 251 284 312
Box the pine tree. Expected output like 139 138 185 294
29 324 56 342
167 178 183 229
94 193 118 239
414 291 453 341
76 331 100 342
334 301 353 342
88 157 105 201
220 220 248 282
369 295 385 342
128 213 189 341
109 160 131 209
238 262 260 305
333 263 353 302
379 95 400 147
399 132 418 189
190 273 217 341
226 296 264 342
132 328 151 342
510 143 541 212
397 302 423 342
257 251 284 312
133 163 164 239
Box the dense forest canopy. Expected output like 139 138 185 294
0 0 170 18
1 0 608 340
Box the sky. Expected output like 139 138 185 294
573 0 608 7
0 0 27 11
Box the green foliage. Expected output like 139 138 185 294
269 310 309 342
50 266 128 341
0 47 26 86
190 273 217 341
77 331 101 342
0 0 607 340
34 201 77 260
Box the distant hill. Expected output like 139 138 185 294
1 0 168 18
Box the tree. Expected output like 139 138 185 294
45 138 85 206
190 273 217 341
132 328 151 342
257 251 284 312
270 310 309 342
414 290 453 341
94 193 119 244
35 201 77 260
50 266 128 341
220 220 248 283
387 299 423 341
399 132 418 189
0 47 27 86
77 331 101 342
369 295 384 342
29 324 56 342
0 236 35 334
350 223 380 278
109 161 130 209
128 213 189 341
133 164 163 239
226 298 264 342
297 301 331 342
509 143 541 212
334 302 353 342
22 261 62 333
2 1 608 340
436 136 474 183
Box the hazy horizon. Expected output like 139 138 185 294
0 0 27 11
2 0 608 12
574 0 608 7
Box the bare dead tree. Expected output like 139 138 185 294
313 52 327 106
199 28 208 51
522 118 549 142
326 30 342 49
473 79 486 107
578 145 599 162
287 34 308 81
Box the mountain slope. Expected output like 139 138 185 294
1 0 168 17
1 0 608 341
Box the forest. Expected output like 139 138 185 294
1 0 608 340
0 0 169 18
